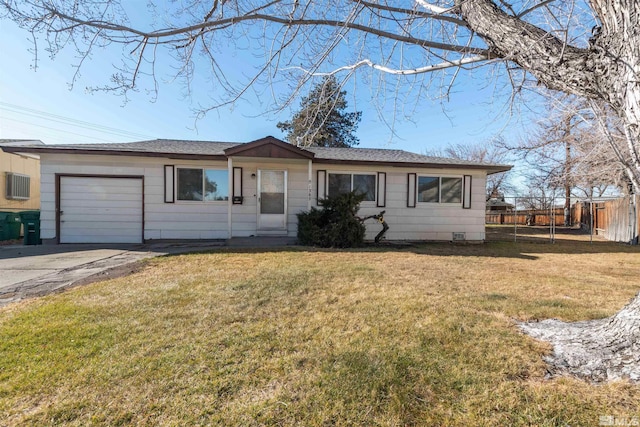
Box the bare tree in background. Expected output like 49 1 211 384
425 137 513 200
2 0 640 383
507 95 627 222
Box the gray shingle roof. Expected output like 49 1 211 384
306 146 495 167
0 139 44 146
3 139 236 155
0 138 511 172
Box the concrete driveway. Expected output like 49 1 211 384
0 241 227 307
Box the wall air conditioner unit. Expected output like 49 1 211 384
6 173 30 200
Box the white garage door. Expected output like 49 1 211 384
60 176 143 244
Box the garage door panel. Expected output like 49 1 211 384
62 211 142 219
62 234 141 244
61 193 140 203
60 176 143 244
61 194 141 203
62 203 142 213
61 188 141 198
61 218 143 229
62 226 141 236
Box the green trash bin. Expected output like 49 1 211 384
19 211 41 245
0 212 22 241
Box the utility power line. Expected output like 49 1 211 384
1 117 133 143
0 102 155 140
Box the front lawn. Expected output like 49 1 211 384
1 240 639 426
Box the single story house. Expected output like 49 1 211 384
486 196 514 212
0 136 511 244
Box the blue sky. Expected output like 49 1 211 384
0 14 535 161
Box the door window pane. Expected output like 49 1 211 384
418 176 439 202
261 171 284 193
261 193 285 214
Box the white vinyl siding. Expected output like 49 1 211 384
313 166 487 242
40 155 232 241
38 152 490 243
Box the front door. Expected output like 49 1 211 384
257 170 287 232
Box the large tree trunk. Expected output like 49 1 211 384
459 0 640 383
519 293 640 382
458 0 640 190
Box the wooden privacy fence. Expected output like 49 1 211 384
573 196 639 244
486 208 565 226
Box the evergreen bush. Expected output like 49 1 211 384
297 192 366 247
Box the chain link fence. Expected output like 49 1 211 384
484 196 639 244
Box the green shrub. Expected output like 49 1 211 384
297 192 366 247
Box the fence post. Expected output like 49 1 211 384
589 199 594 244
550 198 556 244
514 196 518 243
631 194 638 245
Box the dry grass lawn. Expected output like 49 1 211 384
1 236 639 426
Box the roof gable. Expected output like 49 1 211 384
224 136 315 160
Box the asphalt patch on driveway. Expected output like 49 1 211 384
61 260 146 289
0 253 152 308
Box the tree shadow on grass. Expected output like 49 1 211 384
178 234 639 261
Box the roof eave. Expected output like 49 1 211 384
0 146 228 160
486 165 513 174
313 158 513 172
0 145 514 172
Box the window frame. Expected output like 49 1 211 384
175 167 229 203
416 175 463 205
326 171 377 203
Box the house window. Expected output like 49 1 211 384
5 173 30 200
328 173 376 201
417 176 439 203
441 177 462 203
177 168 228 201
417 176 462 203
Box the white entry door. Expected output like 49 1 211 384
257 170 287 232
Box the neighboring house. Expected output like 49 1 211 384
486 197 514 212
0 136 511 244
0 139 42 212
